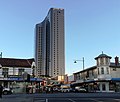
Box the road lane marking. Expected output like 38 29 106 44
39 100 45 102
114 99 120 102
68 99 76 102
90 99 103 102
46 98 48 102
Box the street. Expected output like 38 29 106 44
1 92 120 102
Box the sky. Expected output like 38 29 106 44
0 0 120 75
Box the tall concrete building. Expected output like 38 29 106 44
35 8 65 78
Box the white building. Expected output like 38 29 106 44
73 53 120 92
35 8 65 78
0 58 42 93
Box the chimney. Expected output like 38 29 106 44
115 56 119 66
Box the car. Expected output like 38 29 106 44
69 88 76 92
3 88 13 95
53 87 61 92
61 88 70 93
75 86 87 92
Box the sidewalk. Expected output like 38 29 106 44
0 97 33 102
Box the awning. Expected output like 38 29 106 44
0 77 43 82
111 78 120 81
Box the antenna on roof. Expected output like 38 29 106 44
0 52 2 58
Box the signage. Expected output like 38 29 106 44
0 77 42 81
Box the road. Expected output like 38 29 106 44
1 92 120 102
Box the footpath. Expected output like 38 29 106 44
0 96 33 102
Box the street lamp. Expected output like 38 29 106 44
74 57 85 83
74 57 85 70
0 52 2 58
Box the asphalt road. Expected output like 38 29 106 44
32 93 120 102
33 98 120 102
1 92 120 102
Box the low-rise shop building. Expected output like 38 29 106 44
73 53 120 92
0 58 42 93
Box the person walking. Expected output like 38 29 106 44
0 84 3 98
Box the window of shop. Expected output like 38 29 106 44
97 84 100 91
102 84 106 91
4 82 8 88
109 81 115 91
2 68 9 77
18 69 24 76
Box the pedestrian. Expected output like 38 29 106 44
45 87 48 93
48 87 51 93
51 87 53 93
26 85 29 94
0 84 3 98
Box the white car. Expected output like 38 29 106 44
3 88 13 95
61 88 70 93
75 87 87 92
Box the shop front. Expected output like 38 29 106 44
0 77 43 94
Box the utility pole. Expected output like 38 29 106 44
0 52 2 58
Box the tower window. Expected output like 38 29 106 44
101 68 104 74
100 58 104 65
98 68 99 75
107 67 109 74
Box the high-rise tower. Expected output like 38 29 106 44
35 8 65 78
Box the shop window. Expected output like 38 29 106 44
86 71 89 78
18 68 24 76
102 84 106 91
109 81 115 91
2 68 8 77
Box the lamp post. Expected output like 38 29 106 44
74 57 85 83
0 52 2 58
74 57 85 70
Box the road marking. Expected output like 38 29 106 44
39 100 45 102
68 99 76 102
90 99 103 102
46 98 48 102
114 99 120 102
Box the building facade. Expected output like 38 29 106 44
35 8 65 78
73 53 120 92
0 58 42 93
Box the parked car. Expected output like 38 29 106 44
60 84 71 93
53 87 61 92
61 88 70 93
75 86 87 92
69 88 76 92
3 88 13 95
